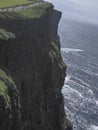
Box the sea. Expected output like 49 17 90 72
46 0 98 130
61 20 98 130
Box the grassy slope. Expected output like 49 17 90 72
16 3 52 18
0 3 52 19
0 0 42 8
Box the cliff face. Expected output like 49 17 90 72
0 3 72 130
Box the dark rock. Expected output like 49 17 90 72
0 3 72 130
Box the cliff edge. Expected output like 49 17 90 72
0 2 72 130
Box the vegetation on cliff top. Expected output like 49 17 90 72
16 3 52 18
0 0 42 8
0 3 52 19
0 2 52 41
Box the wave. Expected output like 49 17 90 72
84 69 98 77
62 76 96 106
62 76 98 130
88 125 98 130
63 74 94 96
72 76 91 88
62 84 83 100
64 75 71 83
61 47 84 53
95 100 98 106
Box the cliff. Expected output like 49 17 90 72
0 2 72 130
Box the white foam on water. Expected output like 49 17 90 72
63 75 94 98
73 76 91 88
94 73 98 76
62 76 97 106
95 100 98 106
88 89 94 96
64 75 71 83
88 125 98 130
61 47 84 53
68 78 85 89
62 84 84 100
85 69 98 77
62 74 98 130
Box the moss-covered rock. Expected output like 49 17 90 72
63 116 73 130
0 69 20 130
0 2 72 130
0 28 15 40
49 42 66 70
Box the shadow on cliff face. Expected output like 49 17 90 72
0 4 72 130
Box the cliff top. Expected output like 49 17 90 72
0 3 52 19
16 3 52 18
0 1 53 40
0 0 42 8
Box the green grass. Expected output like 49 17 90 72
0 0 42 8
16 3 51 18
0 3 52 19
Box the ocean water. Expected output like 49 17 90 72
45 0 98 129
60 19 98 130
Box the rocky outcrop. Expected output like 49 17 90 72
0 68 20 130
0 3 72 130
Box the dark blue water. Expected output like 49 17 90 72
46 0 98 129
60 19 98 130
